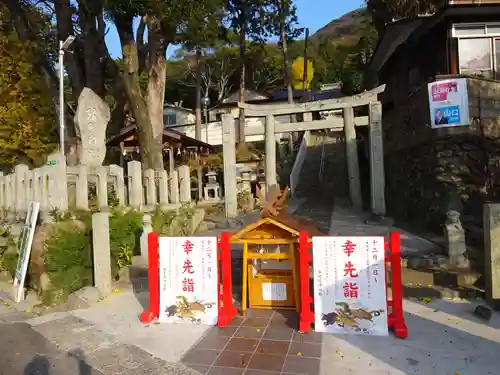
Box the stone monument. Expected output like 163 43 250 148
443 210 470 269
74 88 110 167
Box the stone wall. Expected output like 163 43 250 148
0 154 198 220
383 76 500 237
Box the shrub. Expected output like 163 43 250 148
38 205 195 304
43 224 93 301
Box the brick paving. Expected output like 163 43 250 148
181 309 322 375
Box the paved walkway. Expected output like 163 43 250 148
0 205 497 374
1 273 498 375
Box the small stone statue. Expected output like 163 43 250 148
443 210 470 269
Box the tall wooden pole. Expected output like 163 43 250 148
302 28 309 96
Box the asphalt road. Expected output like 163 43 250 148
0 322 104 375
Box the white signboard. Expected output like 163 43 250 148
312 236 388 336
159 237 218 325
428 78 470 129
262 283 287 301
13 201 40 303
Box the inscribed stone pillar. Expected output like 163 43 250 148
170 170 180 204
343 106 362 211
369 102 386 216
483 203 500 307
76 165 89 210
144 169 157 207
74 88 110 167
96 166 108 211
14 164 29 215
222 114 237 218
265 114 277 189
92 212 112 298
127 161 143 209
46 153 68 212
108 165 125 206
178 165 191 203
156 169 169 205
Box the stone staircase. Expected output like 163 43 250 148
288 131 349 233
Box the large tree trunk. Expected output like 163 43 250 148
78 0 105 97
146 60 167 170
118 17 163 170
237 0 247 148
195 49 202 141
146 20 167 170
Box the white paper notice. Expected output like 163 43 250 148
262 283 287 301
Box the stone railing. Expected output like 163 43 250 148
0 152 199 219
289 130 310 196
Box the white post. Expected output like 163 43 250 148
222 114 238 218
265 114 277 189
369 101 386 216
343 106 362 211
59 40 65 155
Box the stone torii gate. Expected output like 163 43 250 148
221 85 386 219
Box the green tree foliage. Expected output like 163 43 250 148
167 42 285 107
0 6 56 167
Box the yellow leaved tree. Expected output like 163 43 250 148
291 57 314 90
0 8 56 168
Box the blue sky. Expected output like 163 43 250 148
104 0 365 58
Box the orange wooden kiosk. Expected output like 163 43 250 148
230 214 324 314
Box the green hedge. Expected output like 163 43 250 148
0 204 195 304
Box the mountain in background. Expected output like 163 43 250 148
312 8 372 44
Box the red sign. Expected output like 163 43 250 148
431 81 457 102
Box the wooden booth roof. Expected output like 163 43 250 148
106 123 214 150
230 214 325 242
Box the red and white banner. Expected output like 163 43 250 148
158 237 218 325
312 236 388 336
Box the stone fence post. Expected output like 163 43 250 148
46 153 68 213
157 169 169 206
127 161 143 210
144 169 157 207
92 212 112 298
222 114 237 218
170 170 180 204
140 214 153 261
484 203 500 308
178 165 191 203
14 164 29 216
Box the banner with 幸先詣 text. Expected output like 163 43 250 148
158 237 218 325
312 236 388 336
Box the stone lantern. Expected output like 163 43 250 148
204 170 221 201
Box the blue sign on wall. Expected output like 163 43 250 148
433 106 460 126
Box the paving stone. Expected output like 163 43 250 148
87 343 153 373
33 315 93 341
